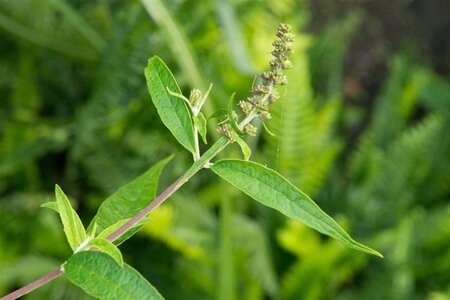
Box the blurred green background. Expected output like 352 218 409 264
1 0 449 299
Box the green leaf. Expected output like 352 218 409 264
112 225 147 246
89 222 98 237
227 93 244 136
231 133 251 160
97 217 152 245
145 56 195 153
41 201 59 213
194 112 208 144
55 185 88 251
208 109 227 121
211 160 383 257
261 121 276 137
85 238 123 266
88 156 173 235
166 87 192 108
96 219 129 240
64 251 164 300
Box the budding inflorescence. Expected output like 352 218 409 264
219 23 294 140
189 88 203 108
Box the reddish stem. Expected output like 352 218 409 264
0 267 63 300
0 175 184 300
1 137 229 299
106 177 182 242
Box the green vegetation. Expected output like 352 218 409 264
1 1 449 299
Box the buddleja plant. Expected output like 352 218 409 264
1 24 381 300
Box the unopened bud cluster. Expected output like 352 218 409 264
219 23 294 139
189 88 203 107
245 23 294 114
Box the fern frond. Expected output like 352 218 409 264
278 220 367 300
232 215 279 297
268 48 341 194
69 4 161 192
266 35 342 195
413 204 450 284
348 55 421 180
309 12 362 98
347 114 447 230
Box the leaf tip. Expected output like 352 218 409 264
374 251 384 258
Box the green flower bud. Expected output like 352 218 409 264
259 111 271 119
217 124 235 142
255 98 269 111
189 88 203 106
244 124 257 136
238 100 253 115
231 110 239 122
252 85 271 95
269 90 279 103
282 59 293 69
222 23 294 137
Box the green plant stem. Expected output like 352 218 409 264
0 267 63 300
238 109 258 130
193 124 201 161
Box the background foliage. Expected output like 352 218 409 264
1 0 449 299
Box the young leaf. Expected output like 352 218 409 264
211 160 383 257
88 156 173 234
193 112 208 144
96 219 129 240
231 132 251 160
145 56 196 153
55 185 88 251
85 238 124 266
64 251 164 300
261 121 276 137
208 109 228 121
166 87 192 108
97 217 152 245
227 93 244 136
41 201 59 213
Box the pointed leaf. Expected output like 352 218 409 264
64 251 164 300
227 93 244 135
194 112 208 144
88 156 173 234
208 109 228 121
145 56 195 153
232 133 251 160
261 121 276 137
111 225 141 246
85 238 124 266
166 87 191 107
211 160 382 257
55 185 87 251
96 219 129 240
89 222 98 237
97 217 152 245
41 201 59 213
